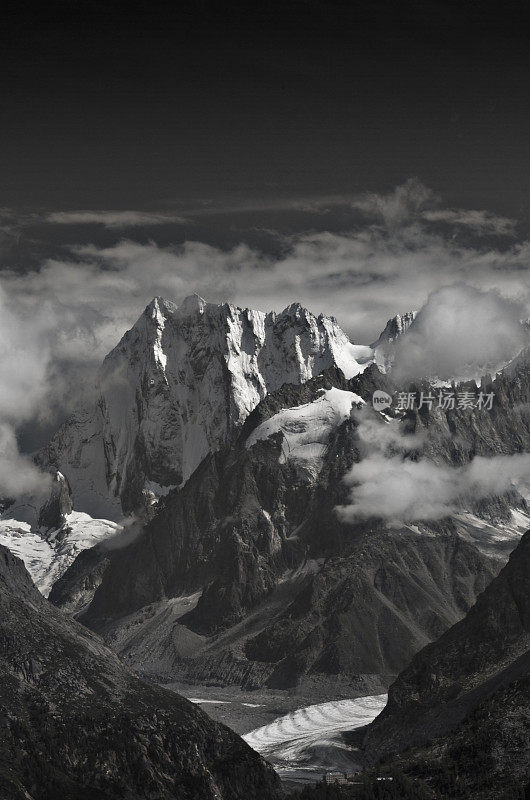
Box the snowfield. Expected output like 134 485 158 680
246 387 364 479
0 511 121 596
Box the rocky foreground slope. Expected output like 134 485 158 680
0 544 282 800
360 530 530 799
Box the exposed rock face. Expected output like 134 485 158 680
0 544 282 800
404 363 530 466
48 542 112 614
38 296 371 517
371 312 416 347
241 529 496 690
363 531 530 754
0 510 121 597
37 471 73 530
0 469 121 596
371 311 415 372
359 531 530 800
398 672 530 800
79 368 365 630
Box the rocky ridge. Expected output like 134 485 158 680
0 543 282 800
0 472 121 596
357 530 530 799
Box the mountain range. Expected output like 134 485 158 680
38 295 376 519
0 294 528 798
1 296 411 595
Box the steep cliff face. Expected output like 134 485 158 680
371 311 416 372
37 471 73 530
38 296 371 517
0 544 282 800
239 529 496 690
79 368 367 630
363 530 529 754
404 361 530 465
371 312 416 346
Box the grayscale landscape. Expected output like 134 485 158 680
0 3 528 799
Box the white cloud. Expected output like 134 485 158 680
338 452 530 523
422 208 515 236
0 288 51 424
337 409 530 523
392 284 528 382
351 177 437 228
0 287 57 495
0 424 51 498
351 178 516 236
46 210 187 228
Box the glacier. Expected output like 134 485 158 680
246 387 364 480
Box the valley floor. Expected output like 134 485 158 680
163 681 387 788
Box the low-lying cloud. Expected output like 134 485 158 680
338 451 530 523
337 409 530 523
0 287 57 496
0 424 52 498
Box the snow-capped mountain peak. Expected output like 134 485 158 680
371 311 416 347
371 311 416 372
174 292 208 317
39 296 373 518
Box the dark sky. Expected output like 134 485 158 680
2 1 530 219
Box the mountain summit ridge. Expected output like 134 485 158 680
38 295 373 518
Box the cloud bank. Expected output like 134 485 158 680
0 287 55 495
0 178 528 472
392 284 528 382
338 451 530 523
337 409 530 523
0 424 51 498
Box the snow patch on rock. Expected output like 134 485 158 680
246 388 363 479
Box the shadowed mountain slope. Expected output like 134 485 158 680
0 545 282 800
50 363 529 691
359 531 530 798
